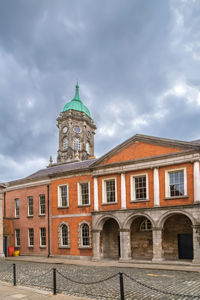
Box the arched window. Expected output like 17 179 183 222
82 224 90 246
73 138 80 151
86 142 90 154
63 137 68 150
140 219 152 231
58 222 70 248
78 221 91 248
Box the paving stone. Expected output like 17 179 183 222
0 261 200 299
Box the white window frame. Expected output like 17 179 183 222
165 167 187 198
86 142 90 154
28 196 33 216
73 138 81 151
15 199 19 218
15 229 20 247
78 221 92 249
40 227 46 247
58 222 70 248
39 194 46 216
130 173 149 201
28 228 34 247
102 177 117 204
78 181 90 206
58 184 69 208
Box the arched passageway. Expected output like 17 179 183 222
101 218 120 259
163 214 193 260
130 217 153 259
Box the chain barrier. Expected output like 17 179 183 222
56 269 119 285
17 267 53 279
124 273 200 299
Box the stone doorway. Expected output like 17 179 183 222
102 218 120 259
163 214 193 260
130 217 153 259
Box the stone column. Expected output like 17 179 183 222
94 177 99 211
119 229 131 261
152 227 163 262
153 168 160 207
192 225 200 264
0 186 5 258
121 173 126 209
194 161 200 203
92 229 101 261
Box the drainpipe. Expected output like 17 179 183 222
47 184 50 258
3 192 6 217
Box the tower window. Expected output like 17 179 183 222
86 142 90 154
73 126 81 133
63 137 68 150
73 138 80 151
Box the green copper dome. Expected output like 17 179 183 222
62 84 91 118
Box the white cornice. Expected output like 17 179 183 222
52 213 91 219
5 179 51 192
92 153 200 176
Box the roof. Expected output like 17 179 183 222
26 158 97 180
62 84 91 118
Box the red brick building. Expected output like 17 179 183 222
1 85 200 263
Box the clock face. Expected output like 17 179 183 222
62 126 68 134
73 126 81 133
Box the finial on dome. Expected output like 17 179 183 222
74 82 81 101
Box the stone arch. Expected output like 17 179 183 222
158 210 195 229
93 214 122 231
123 213 155 230
128 214 154 260
161 212 194 260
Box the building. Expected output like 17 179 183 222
2 85 200 263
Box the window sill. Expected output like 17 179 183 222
39 246 47 248
58 206 69 209
78 204 91 207
28 246 34 248
102 202 118 206
130 199 150 203
58 246 70 249
165 195 189 200
79 246 92 250
39 214 46 217
27 215 33 218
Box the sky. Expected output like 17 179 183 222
0 0 200 182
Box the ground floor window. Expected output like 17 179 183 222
58 222 70 248
78 221 91 248
15 229 20 247
40 228 46 247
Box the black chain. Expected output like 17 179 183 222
57 270 119 285
124 273 200 299
17 268 53 279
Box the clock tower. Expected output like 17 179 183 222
57 84 96 163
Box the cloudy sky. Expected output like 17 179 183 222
0 0 200 182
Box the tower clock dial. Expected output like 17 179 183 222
62 126 68 134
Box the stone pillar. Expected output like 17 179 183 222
194 161 200 203
152 227 163 262
92 229 101 261
119 229 131 261
94 177 99 211
153 168 160 206
192 225 200 264
121 173 126 209
0 186 5 257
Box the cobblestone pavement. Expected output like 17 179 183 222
0 260 200 299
